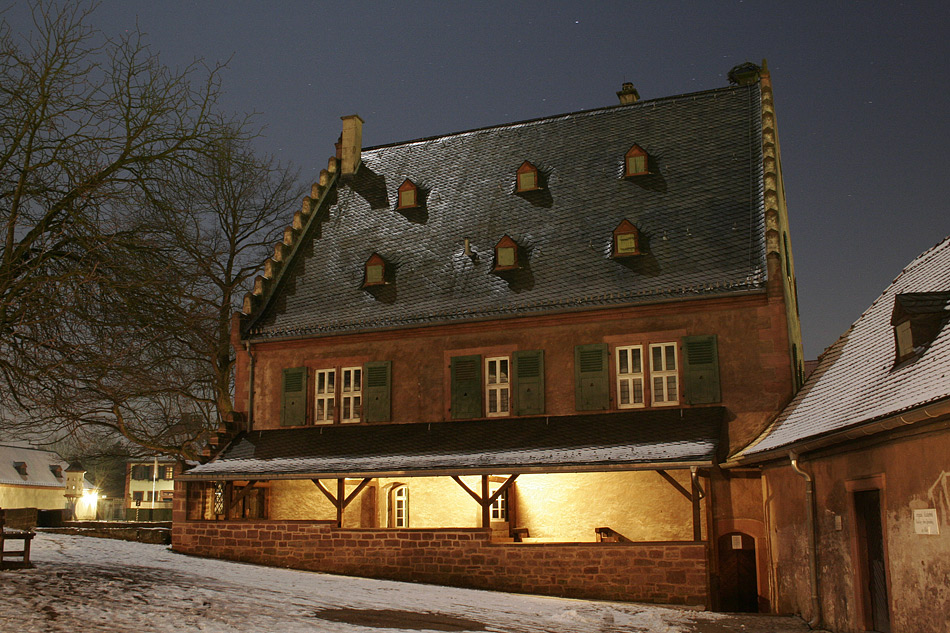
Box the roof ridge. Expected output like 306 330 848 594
361 84 756 153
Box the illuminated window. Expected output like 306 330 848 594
490 487 508 521
397 179 419 209
624 144 649 177
612 219 641 257
516 161 539 192
650 343 679 405
314 369 336 423
616 345 645 408
340 366 362 423
390 485 409 528
485 357 510 417
493 235 519 272
363 253 387 287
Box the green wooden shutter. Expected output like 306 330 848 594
513 350 544 415
574 343 609 410
683 335 720 404
450 355 482 419
363 360 392 422
280 367 307 426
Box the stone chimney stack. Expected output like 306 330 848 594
617 82 640 105
340 114 364 177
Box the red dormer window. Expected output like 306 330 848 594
49 465 63 478
13 461 27 476
612 220 641 257
624 144 649 177
397 179 419 209
363 253 387 287
493 235 520 271
516 161 540 192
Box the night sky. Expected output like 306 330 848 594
6 1 948 358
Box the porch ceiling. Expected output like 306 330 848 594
180 408 724 481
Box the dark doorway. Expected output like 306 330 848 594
717 532 758 612
854 489 891 632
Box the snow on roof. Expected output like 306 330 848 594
0 443 70 488
743 236 950 456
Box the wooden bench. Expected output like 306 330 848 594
0 509 34 569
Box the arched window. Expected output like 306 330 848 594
624 144 649 177
363 253 387 287
396 179 419 209
515 161 540 192
389 484 409 527
612 219 641 257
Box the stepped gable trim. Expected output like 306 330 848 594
241 159 341 336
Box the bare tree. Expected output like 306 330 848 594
0 3 298 460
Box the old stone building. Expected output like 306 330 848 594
734 236 950 632
174 64 802 608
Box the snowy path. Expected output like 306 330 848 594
0 532 813 633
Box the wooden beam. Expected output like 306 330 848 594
691 467 702 541
229 480 259 506
312 479 338 505
486 474 519 505
481 475 490 529
452 475 484 504
656 469 693 501
341 478 373 510
336 478 345 527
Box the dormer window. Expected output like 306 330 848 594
890 291 950 364
49 465 63 478
13 461 27 476
516 161 540 192
612 220 641 257
493 235 520 271
363 253 387 287
396 179 419 209
624 144 649 177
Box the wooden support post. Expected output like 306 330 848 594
336 478 345 527
481 475 490 529
691 467 702 541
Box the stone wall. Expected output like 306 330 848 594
173 519 708 606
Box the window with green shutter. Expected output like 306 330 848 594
574 343 609 411
451 355 482 419
363 360 392 422
513 350 544 415
683 335 720 404
281 367 308 426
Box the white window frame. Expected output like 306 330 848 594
616 345 645 409
650 342 679 406
485 356 510 417
340 366 362 423
314 369 336 424
391 485 408 528
490 486 508 522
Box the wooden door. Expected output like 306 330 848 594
718 532 758 612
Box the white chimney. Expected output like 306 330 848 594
340 114 364 177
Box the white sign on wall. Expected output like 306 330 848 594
913 509 940 535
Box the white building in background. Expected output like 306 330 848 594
125 457 177 521
0 443 98 519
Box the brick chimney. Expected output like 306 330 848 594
617 82 640 105
340 114 363 177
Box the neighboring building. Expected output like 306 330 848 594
175 64 803 608
733 236 950 632
0 444 97 520
125 458 177 521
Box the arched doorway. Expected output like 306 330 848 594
718 532 758 612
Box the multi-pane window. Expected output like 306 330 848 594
485 357 510 417
490 487 508 521
341 367 362 423
314 369 336 423
616 345 645 408
391 485 408 527
650 343 679 405
516 161 539 192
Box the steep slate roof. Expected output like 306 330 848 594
0 444 73 488
249 83 766 339
181 408 723 480
741 236 950 457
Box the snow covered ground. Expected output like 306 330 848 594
0 532 816 633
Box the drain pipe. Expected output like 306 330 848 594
244 342 255 432
789 451 821 629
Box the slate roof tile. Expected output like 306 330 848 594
743 236 950 456
249 84 766 339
